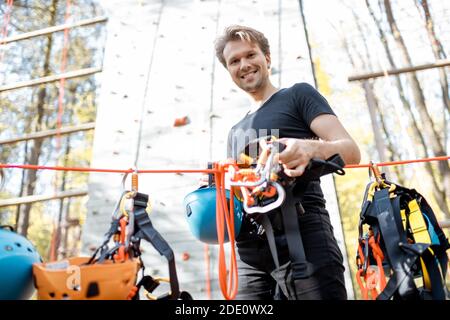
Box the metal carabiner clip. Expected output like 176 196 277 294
110 170 133 221
242 181 286 214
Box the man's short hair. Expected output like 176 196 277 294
215 25 270 68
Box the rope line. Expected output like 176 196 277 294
1 155 448 173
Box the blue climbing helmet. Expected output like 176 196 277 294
184 187 243 244
0 226 42 300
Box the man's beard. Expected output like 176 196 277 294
240 76 265 93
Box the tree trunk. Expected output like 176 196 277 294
415 0 449 115
15 141 28 229
49 135 71 261
17 0 59 236
366 0 450 217
415 0 449 152
346 7 402 182
382 1 450 204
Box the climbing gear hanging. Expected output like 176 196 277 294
231 136 346 299
213 159 240 300
33 170 192 300
193 136 345 300
356 163 450 300
0 226 42 300
228 137 289 214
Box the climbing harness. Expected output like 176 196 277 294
33 170 192 300
356 163 450 300
231 136 346 299
0 226 42 300
228 137 289 214
186 136 346 299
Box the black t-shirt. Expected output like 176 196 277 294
227 83 344 270
227 82 336 209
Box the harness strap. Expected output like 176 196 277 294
402 191 448 299
415 193 449 278
257 214 280 270
408 200 432 244
256 213 282 299
281 187 314 280
421 249 446 299
373 188 420 300
132 192 180 300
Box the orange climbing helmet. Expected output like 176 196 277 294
33 257 140 300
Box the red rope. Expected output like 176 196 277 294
0 163 219 174
345 155 450 168
214 162 238 300
1 155 448 174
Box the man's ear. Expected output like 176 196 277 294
266 54 271 69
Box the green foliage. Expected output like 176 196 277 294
27 203 53 259
0 0 105 259
335 169 369 300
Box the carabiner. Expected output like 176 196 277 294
242 181 286 214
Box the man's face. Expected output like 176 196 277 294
222 40 271 94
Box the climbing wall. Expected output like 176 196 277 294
82 0 354 299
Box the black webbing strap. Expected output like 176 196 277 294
256 213 281 299
421 249 446 300
281 187 314 280
132 192 180 300
131 275 160 300
275 155 344 280
395 187 448 298
415 192 450 279
373 189 420 300
257 214 280 270
409 190 448 300
244 154 344 284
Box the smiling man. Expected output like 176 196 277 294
214 25 361 300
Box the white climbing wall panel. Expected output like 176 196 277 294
82 0 354 299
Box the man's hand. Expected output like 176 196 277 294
277 138 316 177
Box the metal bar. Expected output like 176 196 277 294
0 189 88 208
0 122 95 146
348 59 450 82
0 16 108 45
0 67 102 92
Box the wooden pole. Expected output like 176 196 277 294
0 67 102 92
0 122 95 145
440 220 450 229
0 189 88 208
0 16 108 45
348 59 450 82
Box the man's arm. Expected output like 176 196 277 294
278 114 361 177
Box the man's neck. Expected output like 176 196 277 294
248 82 278 103
247 82 278 113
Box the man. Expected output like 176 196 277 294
214 25 361 300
